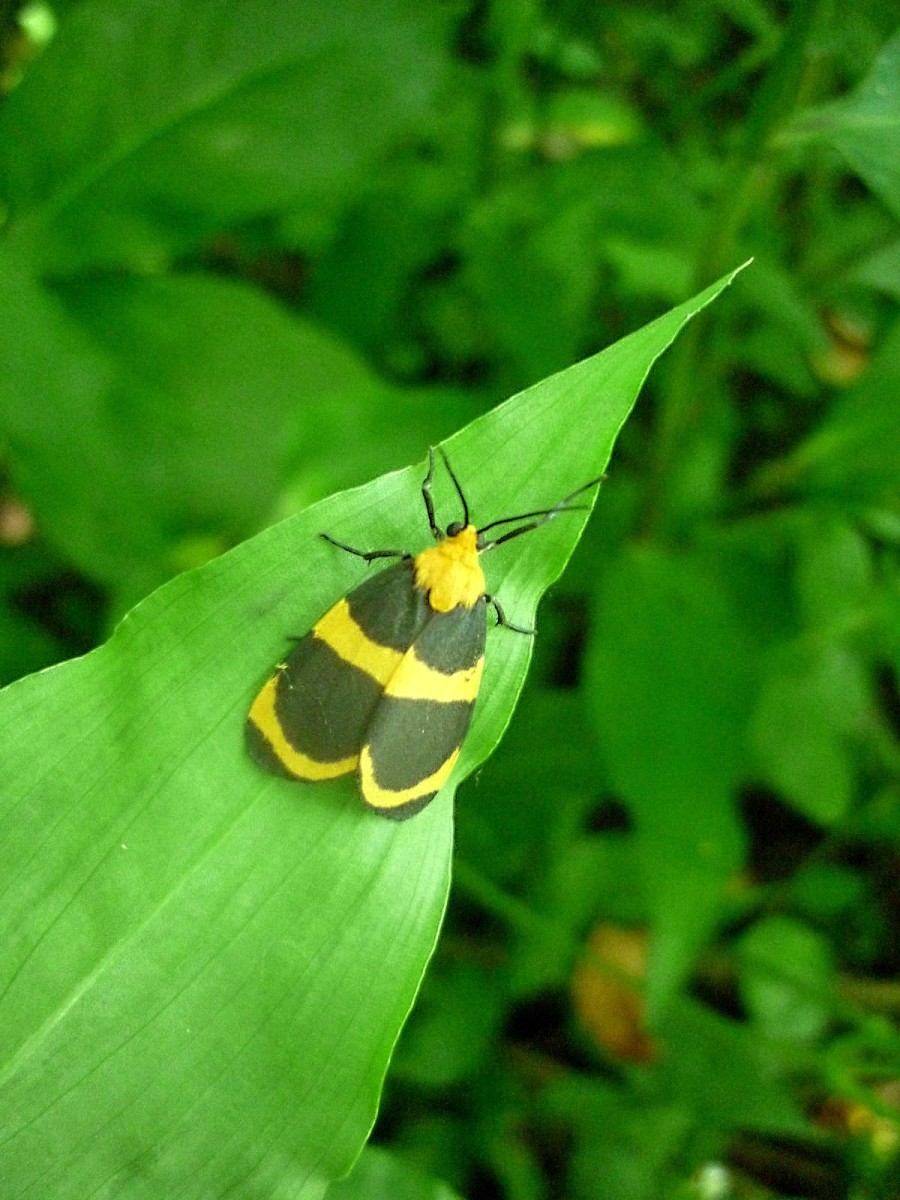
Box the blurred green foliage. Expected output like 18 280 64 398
0 1 898 1198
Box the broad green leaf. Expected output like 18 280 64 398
584 548 753 1019
750 642 863 825
737 916 835 1043
781 30 900 219
793 514 873 635
460 146 703 380
0 266 745 1197
851 236 900 298
0 0 448 272
657 996 807 1138
0 254 169 601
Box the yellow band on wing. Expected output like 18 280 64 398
385 653 483 702
359 744 460 811
313 600 403 685
316 597 484 702
248 675 358 780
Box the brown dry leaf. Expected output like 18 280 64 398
571 923 659 1064
811 311 872 386
817 1081 900 1158
0 495 34 546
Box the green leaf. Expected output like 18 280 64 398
391 960 503 1088
0 266 366 602
851 236 900 299
542 1075 691 1200
750 642 862 825
0 0 448 272
782 30 900 220
790 316 900 507
0 254 170 602
737 916 835 1043
328 1147 463 1200
0 266 745 1197
657 996 807 1138
584 547 753 1019
794 513 873 634
542 996 807 1198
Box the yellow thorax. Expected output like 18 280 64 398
414 525 486 612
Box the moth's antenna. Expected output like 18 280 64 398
420 447 442 539
437 446 470 528
478 474 604 551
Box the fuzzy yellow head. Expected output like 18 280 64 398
413 525 486 612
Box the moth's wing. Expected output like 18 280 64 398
359 598 487 818
246 561 429 781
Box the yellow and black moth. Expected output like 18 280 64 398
246 448 602 819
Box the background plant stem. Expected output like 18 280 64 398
642 0 825 538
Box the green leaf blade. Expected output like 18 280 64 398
783 30 900 219
0 0 448 272
584 546 754 1018
0 266 746 1196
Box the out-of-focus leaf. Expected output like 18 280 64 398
61 273 373 531
737 916 835 1042
456 688 602 885
461 146 704 381
782 30 900 219
0 266 391 605
0 0 449 272
735 256 826 395
750 642 865 825
584 547 753 1019
329 1147 463 1200
543 998 806 1200
391 961 503 1088
851 237 900 299
541 88 643 149
0 254 168 600
541 1074 691 1200
791 317 900 506
658 996 807 1136
794 514 873 634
